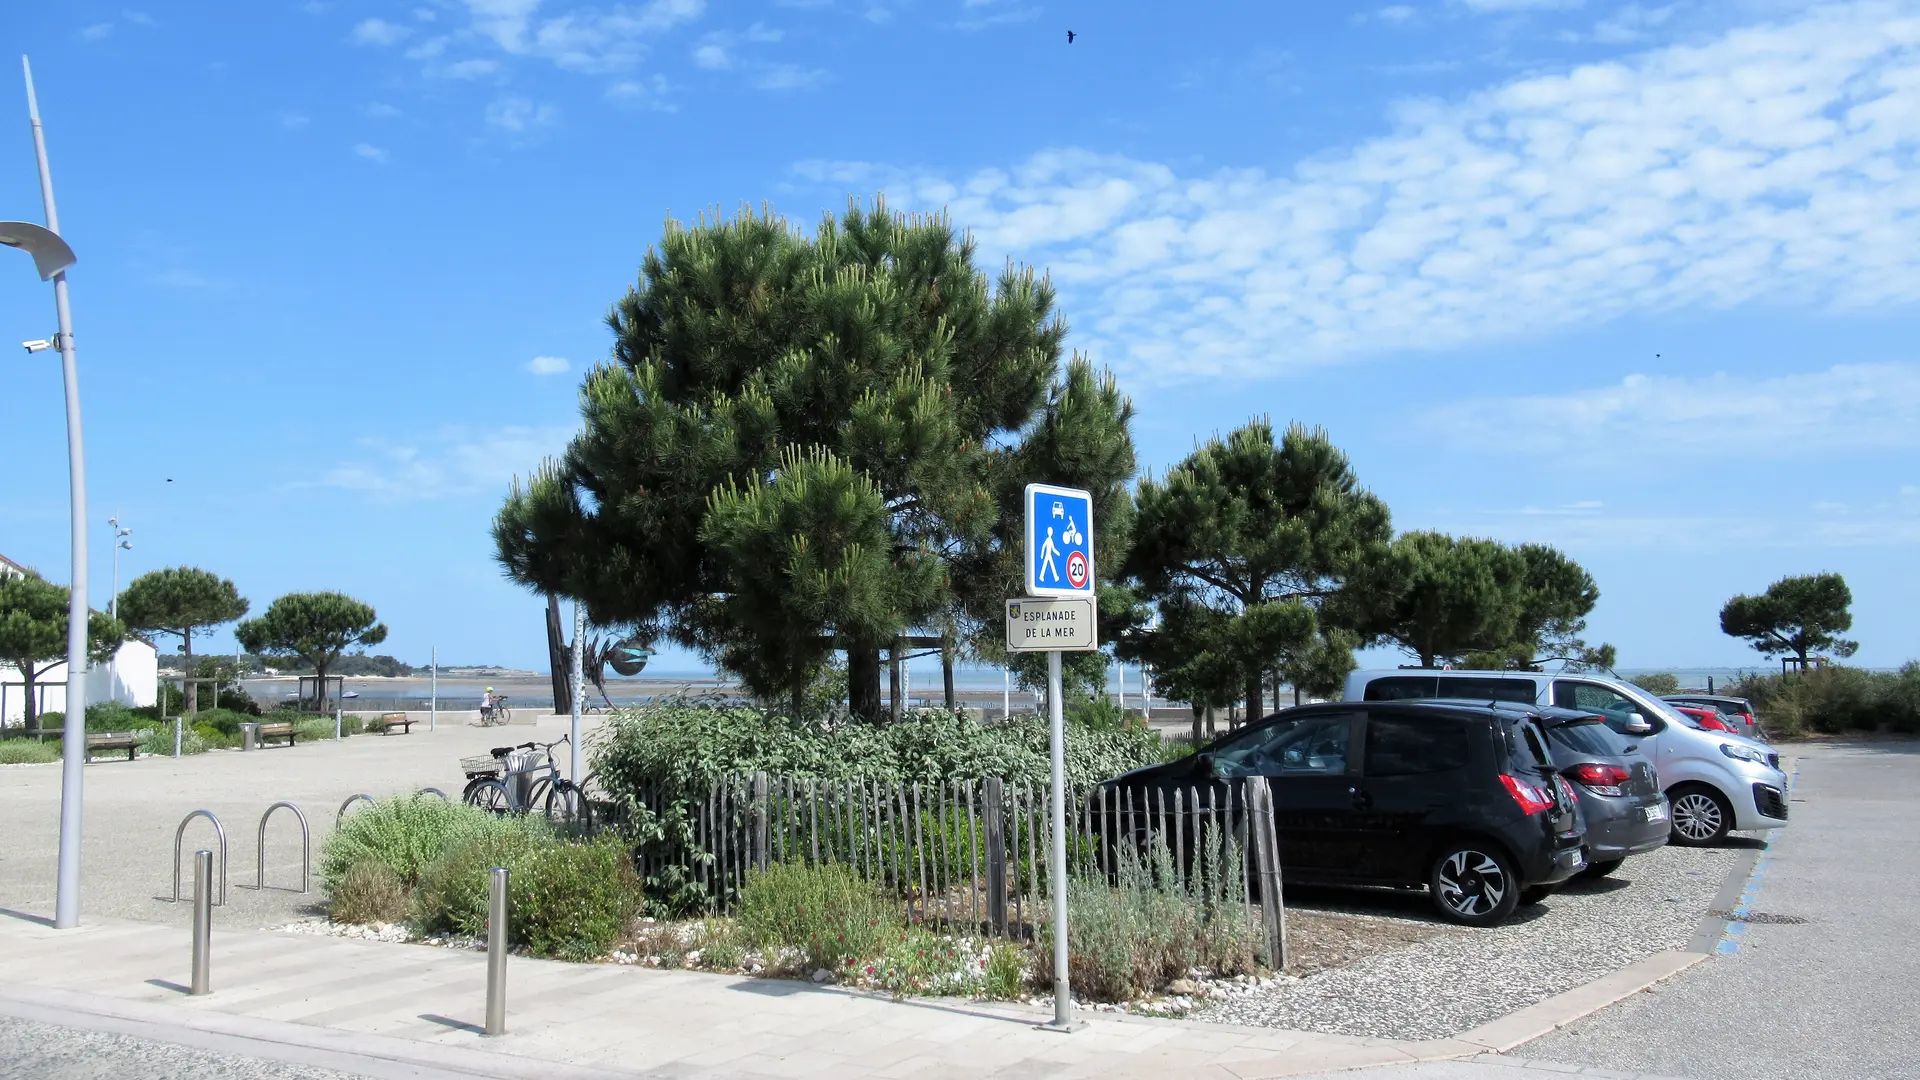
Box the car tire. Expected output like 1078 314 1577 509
1668 784 1733 846
1429 841 1521 927
1519 884 1556 906
1580 857 1625 879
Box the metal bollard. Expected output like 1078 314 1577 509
484 866 508 1036
191 849 212 995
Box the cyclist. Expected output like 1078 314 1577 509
479 686 498 725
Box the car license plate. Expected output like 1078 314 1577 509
1644 804 1668 823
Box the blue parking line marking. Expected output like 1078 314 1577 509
1717 758 1800 955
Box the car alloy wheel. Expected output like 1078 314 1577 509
1670 789 1728 845
1436 849 1509 918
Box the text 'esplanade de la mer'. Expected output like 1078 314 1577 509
1028 609 1079 621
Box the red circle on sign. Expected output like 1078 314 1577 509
1066 551 1089 588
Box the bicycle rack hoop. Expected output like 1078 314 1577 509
256 801 312 894
173 810 228 906
336 793 375 827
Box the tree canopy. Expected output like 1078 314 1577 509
1122 420 1392 722
118 566 249 711
494 199 1135 719
1364 532 1611 671
0 570 125 730
235 592 387 711
1721 572 1858 664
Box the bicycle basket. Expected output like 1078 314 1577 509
460 754 503 777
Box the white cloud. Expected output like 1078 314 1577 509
792 3 1920 380
278 112 311 130
323 425 575 502
525 355 571 375
754 63 826 91
1429 362 1920 460
1376 5 1419 23
455 0 705 74
353 142 390 163
352 17 412 46
124 10 156 26
79 23 114 40
485 96 559 131
694 43 731 68
1574 2 1676 44
365 102 403 118
607 74 675 109
1459 0 1583 11
746 21 783 42
439 58 503 79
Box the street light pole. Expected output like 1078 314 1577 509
107 515 130 619
21 56 92 930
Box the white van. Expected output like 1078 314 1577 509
1343 669 1789 845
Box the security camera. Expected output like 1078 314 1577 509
22 339 52 352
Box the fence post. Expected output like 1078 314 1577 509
1244 776 1287 971
751 772 770 872
984 777 1008 935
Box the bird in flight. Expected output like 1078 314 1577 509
1067 30 1076 43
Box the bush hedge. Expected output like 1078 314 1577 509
591 698 1163 808
1725 663 1920 737
736 860 903 973
0 740 60 765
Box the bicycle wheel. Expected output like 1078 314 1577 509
544 782 593 832
465 778 512 815
498 705 512 725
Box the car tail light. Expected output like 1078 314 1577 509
1500 774 1555 815
1567 762 1629 796
1700 715 1731 731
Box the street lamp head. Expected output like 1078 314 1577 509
23 338 52 352
0 220 76 280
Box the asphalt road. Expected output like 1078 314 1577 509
1517 739 1920 1080
0 1014 369 1080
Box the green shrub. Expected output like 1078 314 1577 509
192 724 238 749
293 714 364 740
982 941 1026 999
1722 663 1920 737
1033 832 1261 1001
736 860 903 973
322 796 518 893
136 724 209 756
413 827 639 960
82 702 153 732
192 708 256 737
1628 672 1681 696
865 927 986 998
0 741 60 765
331 861 411 924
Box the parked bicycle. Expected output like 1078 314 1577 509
459 735 591 830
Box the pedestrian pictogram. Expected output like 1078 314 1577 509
1025 484 1094 598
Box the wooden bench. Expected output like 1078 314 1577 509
375 712 416 735
85 731 138 762
255 721 298 748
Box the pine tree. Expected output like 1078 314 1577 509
495 199 1133 719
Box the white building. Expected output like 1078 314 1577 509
0 552 158 726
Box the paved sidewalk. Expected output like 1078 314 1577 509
0 909 1501 1079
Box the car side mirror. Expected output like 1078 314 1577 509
1625 713 1653 735
1194 752 1217 778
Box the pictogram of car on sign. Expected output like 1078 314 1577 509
1066 551 1089 589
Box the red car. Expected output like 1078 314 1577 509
1672 704 1732 732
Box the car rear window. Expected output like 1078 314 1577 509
1500 718 1555 773
1544 719 1624 758
1364 676 1441 701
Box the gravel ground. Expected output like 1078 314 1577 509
0 1015 370 1080
1194 840 1740 1040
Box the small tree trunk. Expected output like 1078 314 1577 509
183 632 198 715
1246 672 1264 729
848 644 883 722
941 637 957 713
1420 648 1435 668
315 662 330 714
1191 702 1203 746
546 595 572 717
23 667 39 733
889 641 903 721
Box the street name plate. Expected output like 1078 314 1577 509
1005 597 1098 652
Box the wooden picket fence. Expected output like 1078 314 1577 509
620 772 1289 966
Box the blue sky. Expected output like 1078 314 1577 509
3 0 1918 676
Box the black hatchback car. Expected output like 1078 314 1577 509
1098 700 1587 926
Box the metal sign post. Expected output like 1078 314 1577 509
1014 484 1097 1034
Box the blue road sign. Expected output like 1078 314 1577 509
1025 483 1095 598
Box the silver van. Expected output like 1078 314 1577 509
1344 669 1789 846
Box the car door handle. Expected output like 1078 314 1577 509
1348 786 1371 810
